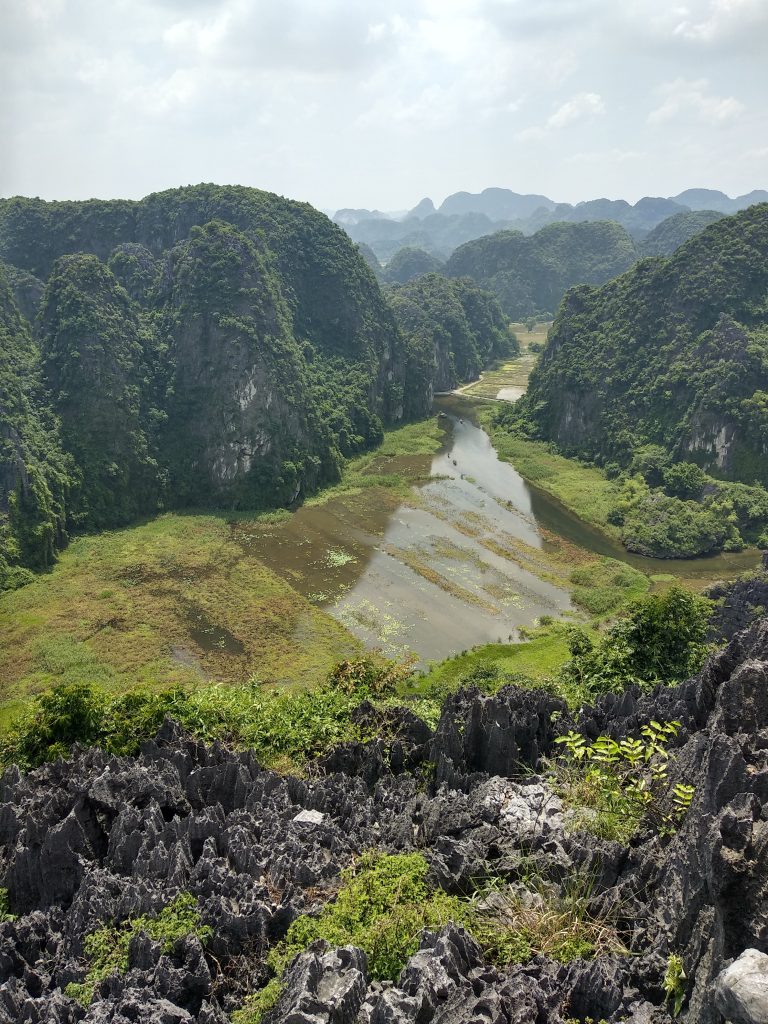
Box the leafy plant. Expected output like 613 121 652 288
65 893 211 1006
663 953 687 1016
0 888 15 923
552 721 693 841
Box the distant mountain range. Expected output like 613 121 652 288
336 187 768 261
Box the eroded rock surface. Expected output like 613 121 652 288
2 620 768 1023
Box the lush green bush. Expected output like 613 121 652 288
0 656 421 772
620 494 737 558
0 888 15 922
631 445 671 488
66 894 210 1006
560 587 712 696
662 461 708 499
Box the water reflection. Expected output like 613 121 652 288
239 408 573 663
237 398 761 665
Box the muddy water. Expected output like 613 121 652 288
239 407 574 663
238 398 761 664
496 386 525 402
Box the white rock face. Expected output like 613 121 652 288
292 809 325 826
713 948 768 1024
478 778 566 840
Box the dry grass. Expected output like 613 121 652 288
467 873 628 965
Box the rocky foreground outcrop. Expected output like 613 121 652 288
3 618 768 1023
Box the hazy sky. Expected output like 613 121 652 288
2 0 767 212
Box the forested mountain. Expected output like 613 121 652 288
341 210 503 263
0 185 508 587
672 188 768 213
639 210 725 257
444 220 638 320
0 264 70 588
337 187 766 261
355 242 383 281
388 274 516 416
382 247 444 285
521 204 768 484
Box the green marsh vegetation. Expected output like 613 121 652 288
0 586 714 774
0 513 361 720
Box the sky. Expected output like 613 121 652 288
1 0 767 213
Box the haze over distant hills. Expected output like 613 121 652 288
337 187 768 261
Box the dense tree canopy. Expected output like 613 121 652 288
0 186 515 588
444 220 638 320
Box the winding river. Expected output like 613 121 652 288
239 395 759 664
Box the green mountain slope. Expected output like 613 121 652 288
0 265 71 587
639 210 725 257
444 220 638 320
522 204 768 485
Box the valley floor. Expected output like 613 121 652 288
0 335 761 731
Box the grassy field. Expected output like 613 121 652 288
459 322 548 400
407 621 601 707
0 514 363 720
0 417 451 726
305 417 447 506
481 411 624 539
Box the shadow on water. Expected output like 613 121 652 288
182 603 246 655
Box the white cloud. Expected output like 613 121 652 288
515 91 605 141
548 91 605 128
672 0 768 44
0 0 765 208
648 77 744 125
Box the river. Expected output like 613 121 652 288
238 396 760 665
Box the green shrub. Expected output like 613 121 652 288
630 445 671 487
0 655 420 773
268 852 462 982
560 587 712 697
552 722 694 842
621 494 737 558
65 893 210 1006
662 462 707 499
6 681 108 767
